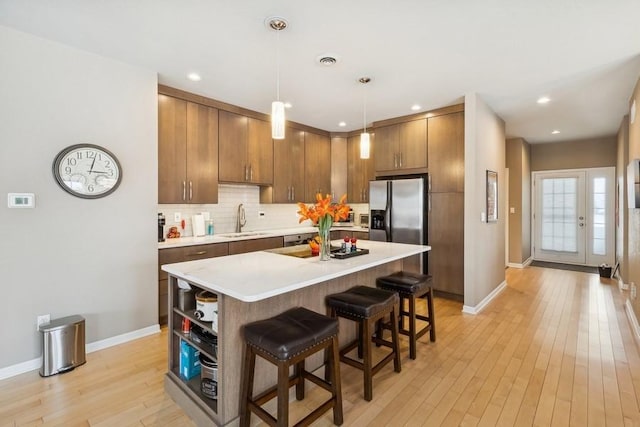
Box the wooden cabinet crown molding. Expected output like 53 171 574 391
158 85 329 136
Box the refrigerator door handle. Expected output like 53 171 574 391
428 193 431 212
385 181 392 241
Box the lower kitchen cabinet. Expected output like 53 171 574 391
228 236 283 255
428 192 464 298
330 230 369 241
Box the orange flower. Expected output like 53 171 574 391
297 193 350 225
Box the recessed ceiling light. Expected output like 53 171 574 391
338 121 346 127
187 73 201 82
537 96 551 104
411 104 421 111
551 130 560 134
284 102 292 108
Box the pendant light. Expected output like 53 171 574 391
268 17 287 140
359 77 371 159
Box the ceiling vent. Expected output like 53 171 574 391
317 55 338 66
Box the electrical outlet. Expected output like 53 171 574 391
174 212 181 223
631 282 637 300
36 314 50 330
258 211 265 218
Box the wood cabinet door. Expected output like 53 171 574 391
218 110 248 183
304 132 331 202
373 124 399 173
158 95 187 203
428 112 464 193
347 135 374 203
399 118 427 170
428 192 464 296
247 118 273 185
273 128 305 203
186 102 218 204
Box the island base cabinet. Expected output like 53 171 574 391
164 260 404 426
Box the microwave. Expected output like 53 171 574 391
359 213 369 228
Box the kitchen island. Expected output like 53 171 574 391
161 240 430 426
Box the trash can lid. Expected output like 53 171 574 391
39 315 85 332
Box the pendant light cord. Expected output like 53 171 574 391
363 81 367 133
276 29 280 102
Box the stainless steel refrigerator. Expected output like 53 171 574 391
369 177 427 274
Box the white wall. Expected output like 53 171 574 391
0 26 158 369
463 93 506 308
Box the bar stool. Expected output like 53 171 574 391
240 307 343 427
325 286 401 401
376 271 436 360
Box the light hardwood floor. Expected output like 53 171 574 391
2 266 640 426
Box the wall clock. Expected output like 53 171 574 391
53 143 122 199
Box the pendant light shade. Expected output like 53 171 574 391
268 17 287 140
271 101 285 139
359 77 371 159
360 132 370 159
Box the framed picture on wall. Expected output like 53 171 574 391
486 170 498 222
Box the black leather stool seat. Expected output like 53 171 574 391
325 285 399 318
240 307 343 427
325 286 401 401
244 307 338 361
376 271 433 295
376 271 436 360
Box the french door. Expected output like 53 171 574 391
533 167 615 266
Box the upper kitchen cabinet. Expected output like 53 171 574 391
158 95 219 204
427 111 464 193
261 127 305 203
347 134 375 203
374 118 427 175
304 132 331 202
219 110 273 185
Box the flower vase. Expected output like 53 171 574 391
318 216 333 261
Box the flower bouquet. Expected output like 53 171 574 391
297 194 350 260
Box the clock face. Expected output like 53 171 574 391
53 144 122 198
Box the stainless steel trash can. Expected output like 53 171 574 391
39 315 86 377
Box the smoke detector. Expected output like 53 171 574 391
317 54 339 66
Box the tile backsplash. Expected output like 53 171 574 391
158 184 369 237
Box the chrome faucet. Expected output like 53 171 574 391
236 203 247 233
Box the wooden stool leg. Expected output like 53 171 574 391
389 304 402 372
427 288 436 342
362 319 373 401
408 295 417 359
357 321 364 359
239 345 256 427
277 361 290 427
295 360 305 400
329 335 344 425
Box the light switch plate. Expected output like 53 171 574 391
8 193 35 208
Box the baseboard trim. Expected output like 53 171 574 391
507 257 532 269
625 299 640 344
0 324 160 381
462 280 507 315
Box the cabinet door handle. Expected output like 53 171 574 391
244 165 248 181
428 174 432 192
399 152 403 168
186 251 207 256
182 181 186 201
393 153 398 169
189 181 193 200
292 186 295 201
428 193 431 212
249 165 253 181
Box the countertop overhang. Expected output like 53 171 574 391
158 226 369 249
161 240 430 302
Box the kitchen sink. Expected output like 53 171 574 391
217 232 271 238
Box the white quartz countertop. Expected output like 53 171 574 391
161 240 430 302
158 226 369 249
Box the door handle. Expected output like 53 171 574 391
399 152 403 168
182 181 186 201
249 165 253 181
189 181 193 200
579 223 584 227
